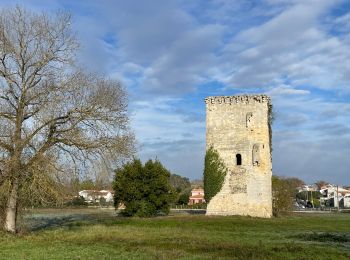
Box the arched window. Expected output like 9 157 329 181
236 154 242 166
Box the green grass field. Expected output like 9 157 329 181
0 209 349 259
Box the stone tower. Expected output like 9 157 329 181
205 95 272 218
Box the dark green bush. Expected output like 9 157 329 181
113 159 175 217
177 193 190 205
66 196 87 207
295 232 350 243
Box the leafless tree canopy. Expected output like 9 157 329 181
0 6 134 232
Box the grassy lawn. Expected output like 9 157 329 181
0 209 349 259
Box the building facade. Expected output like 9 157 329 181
188 188 205 205
78 190 114 204
205 95 272 218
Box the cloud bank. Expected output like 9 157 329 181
2 0 350 184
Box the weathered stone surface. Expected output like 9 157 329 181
205 95 272 218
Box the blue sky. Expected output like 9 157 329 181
2 0 350 184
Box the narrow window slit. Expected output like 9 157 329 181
236 154 242 165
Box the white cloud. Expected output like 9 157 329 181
130 97 205 144
221 0 350 91
266 86 310 96
334 11 350 32
141 24 225 94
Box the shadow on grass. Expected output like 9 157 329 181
24 210 118 232
293 232 350 243
25 209 207 232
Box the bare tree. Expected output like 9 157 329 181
0 6 134 233
315 180 328 190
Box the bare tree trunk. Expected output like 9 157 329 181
0 7 135 234
4 179 18 233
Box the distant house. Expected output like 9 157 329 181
188 188 205 205
78 190 114 204
100 190 114 203
340 196 350 208
320 185 350 198
298 184 318 192
319 185 350 208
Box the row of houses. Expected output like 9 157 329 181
319 185 350 208
299 184 350 208
78 190 114 204
188 184 350 208
78 184 350 208
78 188 207 205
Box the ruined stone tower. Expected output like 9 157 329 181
205 95 272 218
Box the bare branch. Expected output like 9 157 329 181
0 6 134 232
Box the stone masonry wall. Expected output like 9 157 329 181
205 95 272 218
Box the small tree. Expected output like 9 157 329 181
285 178 305 191
296 191 321 208
315 180 328 190
99 197 107 207
203 146 227 203
66 196 87 207
79 179 96 191
191 179 204 189
272 176 301 216
113 159 175 217
169 173 191 193
177 193 190 205
169 173 191 205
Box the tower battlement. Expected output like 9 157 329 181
205 94 271 105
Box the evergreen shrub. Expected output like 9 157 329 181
113 159 175 217
203 146 227 203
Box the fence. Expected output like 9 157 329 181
172 204 207 210
293 207 350 213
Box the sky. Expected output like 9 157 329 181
1 0 349 185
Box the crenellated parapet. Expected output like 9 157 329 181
205 95 271 105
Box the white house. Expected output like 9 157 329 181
100 190 114 203
340 194 350 208
319 185 350 208
188 188 205 205
78 190 114 204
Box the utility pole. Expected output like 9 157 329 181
337 185 339 212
